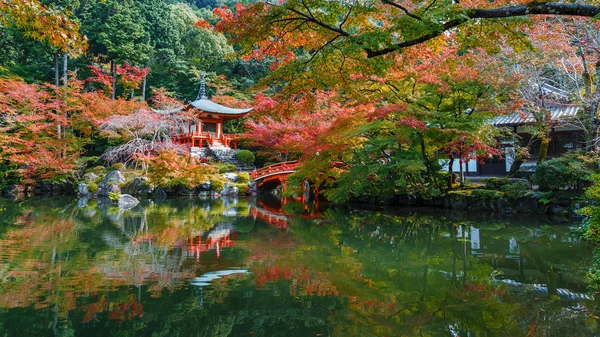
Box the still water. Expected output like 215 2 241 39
0 196 597 336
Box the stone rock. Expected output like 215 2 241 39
174 185 193 196
107 184 121 194
78 197 89 208
33 181 53 196
4 184 25 199
444 193 468 210
78 183 89 196
83 172 99 182
102 170 125 185
550 205 566 215
122 177 152 196
199 181 211 190
118 194 140 210
247 182 257 194
223 173 238 182
97 170 125 196
198 191 210 199
155 187 167 199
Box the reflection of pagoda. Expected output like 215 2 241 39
173 74 253 149
184 224 237 260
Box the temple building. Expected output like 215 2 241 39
172 74 253 149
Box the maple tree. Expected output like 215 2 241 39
0 77 141 183
0 0 86 55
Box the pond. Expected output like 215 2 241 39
0 196 597 336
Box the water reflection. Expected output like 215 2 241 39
0 197 597 336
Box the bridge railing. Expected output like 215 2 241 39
251 161 300 180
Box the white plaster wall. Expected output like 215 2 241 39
439 159 478 173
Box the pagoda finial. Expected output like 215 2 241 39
198 73 207 100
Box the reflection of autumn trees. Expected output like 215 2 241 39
0 198 250 322
237 205 598 336
0 198 597 336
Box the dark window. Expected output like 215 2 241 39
204 123 217 135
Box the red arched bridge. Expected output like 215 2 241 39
250 161 300 188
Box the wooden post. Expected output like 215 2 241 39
195 123 199 135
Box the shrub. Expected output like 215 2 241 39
237 172 251 184
88 183 98 194
210 179 225 191
108 191 121 203
485 177 511 189
141 149 213 188
236 150 255 165
87 166 106 175
217 163 237 173
111 163 126 171
470 189 502 199
532 157 591 191
235 182 249 194
0 161 22 189
500 181 528 199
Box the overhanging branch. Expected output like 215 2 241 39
367 2 600 57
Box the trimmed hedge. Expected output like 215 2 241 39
236 150 255 165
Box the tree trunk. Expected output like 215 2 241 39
131 89 134 99
141 75 147 101
62 52 68 88
459 158 464 188
537 137 550 164
447 157 454 190
55 53 61 140
111 60 117 100
54 53 60 88
508 158 523 177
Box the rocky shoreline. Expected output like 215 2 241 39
1 171 586 218
387 191 586 218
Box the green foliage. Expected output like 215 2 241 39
282 172 304 196
236 150 255 165
111 163 126 171
500 181 528 199
0 161 22 189
234 182 249 194
108 191 121 203
87 166 106 175
470 189 503 200
80 0 151 64
485 177 511 189
209 178 225 191
574 175 600 289
532 156 592 191
88 183 98 194
217 163 237 174
236 172 251 184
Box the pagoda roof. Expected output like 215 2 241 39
188 98 253 115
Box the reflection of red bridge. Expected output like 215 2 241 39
250 199 324 229
251 161 300 187
250 204 291 229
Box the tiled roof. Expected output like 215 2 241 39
189 99 253 115
491 106 579 127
